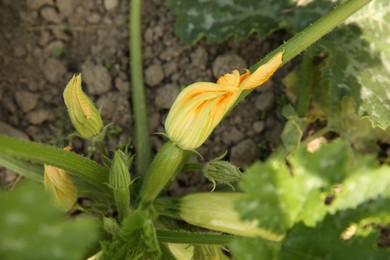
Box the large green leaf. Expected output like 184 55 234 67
233 140 390 258
282 199 390 259
230 237 281 260
319 0 390 129
165 0 334 44
0 181 99 260
236 139 390 235
236 155 325 234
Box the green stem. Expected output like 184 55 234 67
182 163 202 172
0 134 110 192
295 52 314 117
239 0 371 102
113 189 130 220
98 140 111 166
156 230 234 245
138 141 192 207
129 0 151 178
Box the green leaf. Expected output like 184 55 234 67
0 134 110 193
233 139 390 259
290 139 350 184
282 199 390 259
328 98 390 153
280 105 305 153
165 0 335 44
237 139 390 234
236 158 324 234
0 181 99 260
230 237 281 260
329 165 390 213
319 0 390 128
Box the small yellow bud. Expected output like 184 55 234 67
179 192 283 241
63 74 103 139
165 52 283 150
44 159 77 211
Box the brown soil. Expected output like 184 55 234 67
0 0 292 194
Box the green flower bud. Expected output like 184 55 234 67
109 150 133 220
63 74 103 139
110 150 132 189
203 152 244 191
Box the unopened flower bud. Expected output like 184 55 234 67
203 152 243 191
109 150 133 219
44 150 77 211
63 74 103 139
110 150 132 190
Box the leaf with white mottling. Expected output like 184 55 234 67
319 0 390 129
165 0 334 44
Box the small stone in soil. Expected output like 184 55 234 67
56 0 76 18
230 139 257 167
114 77 130 96
81 61 112 95
40 6 62 24
222 127 244 145
145 64 164 87
26 0 53 10
190 46 208 69
43 58 67 84
252 121 265 134
0 121 29 140
104 0 119 11
25 109 54 125
212 54 247 78
155 84 180 110
255 92 275 112
15 91 39 113
148 112 161 132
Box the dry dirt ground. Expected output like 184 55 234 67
0 0 292 194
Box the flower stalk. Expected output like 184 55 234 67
138 141 192 207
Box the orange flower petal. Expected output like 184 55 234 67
240 52 283 90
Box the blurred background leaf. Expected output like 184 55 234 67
0 181 99 260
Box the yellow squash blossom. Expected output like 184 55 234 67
165 52 283 150
44 147 77 210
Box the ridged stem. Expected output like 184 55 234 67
238 0 372 103
129 0 151 178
